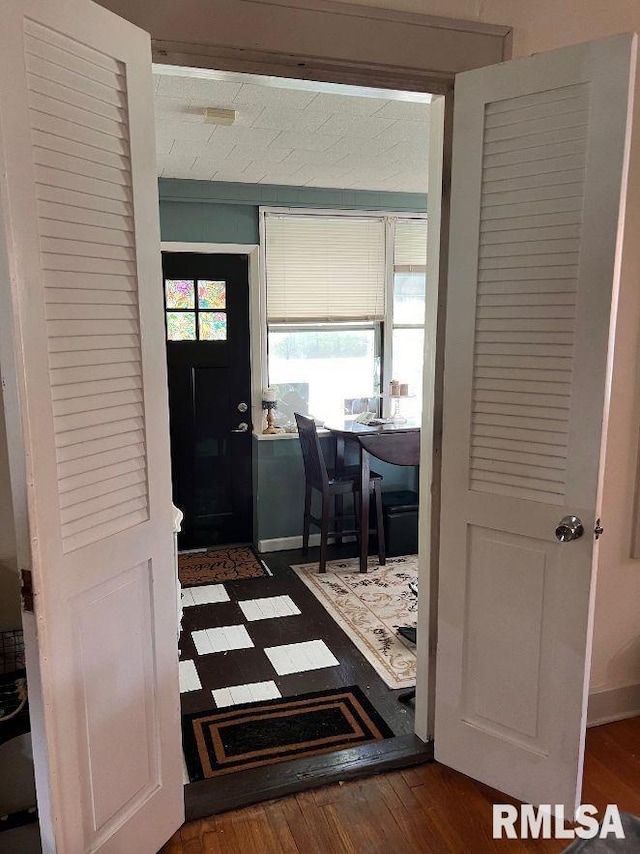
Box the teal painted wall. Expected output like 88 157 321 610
159 178 424 546
254 435 418 543
159 178 427 245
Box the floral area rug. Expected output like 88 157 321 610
291 555 418 690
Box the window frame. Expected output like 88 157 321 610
267 319 383 423
163 277 228 342
258 206 427 426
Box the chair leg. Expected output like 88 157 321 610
353 490 360 550
374 480 386 566
319 492 330 573
302 485 312 556
335 494 343 545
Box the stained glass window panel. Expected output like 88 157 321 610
167 311 196 340
198 280 226 309
165 279 195 309
199 312 227 341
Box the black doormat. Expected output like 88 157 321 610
178 546 269 586
182 686 394 781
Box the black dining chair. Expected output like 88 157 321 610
294 412 386 573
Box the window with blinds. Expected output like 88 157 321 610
264 213 386 322
394 219 428 270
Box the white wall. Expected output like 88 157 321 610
95 0 640 712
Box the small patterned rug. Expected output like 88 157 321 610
291 555 418 690
178 546 269 587
182 686 393 780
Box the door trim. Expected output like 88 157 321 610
161 241 260 544
153 9 512 751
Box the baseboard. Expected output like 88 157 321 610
587 683 640 727
258 534 356 553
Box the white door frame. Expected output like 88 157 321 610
152 8 509 753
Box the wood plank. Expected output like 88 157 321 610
185 735 433 821
163 717 640 854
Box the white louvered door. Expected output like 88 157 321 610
436 34 636 811
0 1 183 852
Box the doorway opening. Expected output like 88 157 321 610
154 64 440 816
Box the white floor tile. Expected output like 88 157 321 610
264 640 339 676
229 684 254 705
192 624 254 655
191 629 213 656
183 584 229 607
179 660 201 693
238 594 301 622
212 680 281 708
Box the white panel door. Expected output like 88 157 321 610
0 1 183 851
436 34 636 811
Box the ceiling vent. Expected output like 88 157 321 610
203 107 237 126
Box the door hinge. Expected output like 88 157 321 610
594 519 604 540
20 569 34 613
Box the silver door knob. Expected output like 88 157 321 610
237 402 248 413
555 515 584 542
231 422 249 433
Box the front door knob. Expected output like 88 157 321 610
231 422 249 433
555 515 584 542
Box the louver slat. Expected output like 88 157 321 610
24 20 149 551
469 85 589 503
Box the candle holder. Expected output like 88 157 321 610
262 400 279 434
390 395 407 424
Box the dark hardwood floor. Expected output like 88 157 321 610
162 716 640 853
180 545 415 736
182 544 424 820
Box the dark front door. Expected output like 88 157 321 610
162 252 252 549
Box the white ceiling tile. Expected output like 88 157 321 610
163 138 237 159
317 114 396 138
211 125 281 147
154 72 432 193
370 100 431 122
269 131 343 152
156 75 242 102
215 153 254 173
239 164 270 183
251 109 331 133
374 120 430 146
154 97 203 123
157 154 197 171
257 165 307 185
304 93 388 116
279 149 348 169
289 164 352 184
385 141 429 161
227 144 292 164
322 136 399 159
232 84 318 109
157 121 216 142
155 136 175 156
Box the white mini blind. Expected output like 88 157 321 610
394 219 428 268
265 213 386 322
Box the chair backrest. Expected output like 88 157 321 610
294 413 328 491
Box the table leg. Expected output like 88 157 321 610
359 448 370 573
335 436 345 545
